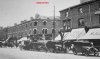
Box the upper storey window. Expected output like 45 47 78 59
33 29 37 34
78 18 85 27
42 28 48 34
66 12 68 17
34 21 37 26
79 8 83 13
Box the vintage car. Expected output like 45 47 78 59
19 40 31 50
64 40 75 53
46 40 66 53
72 41 99 56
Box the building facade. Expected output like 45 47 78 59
60 0 100 29
80 0 96 3
7 18 63 40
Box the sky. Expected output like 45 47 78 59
0 0 80 27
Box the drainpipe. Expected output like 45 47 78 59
89 4 92 27
52 5 55 40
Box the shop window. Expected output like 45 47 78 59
34 21 37 26
78 18 85 27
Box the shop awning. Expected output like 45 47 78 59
55 32 70 41
79 28 100 39
65 28 86 40
95 10 100 15
55 35 61 40
63 32 71 40
18 37 29 42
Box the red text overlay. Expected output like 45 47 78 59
34 1 49 4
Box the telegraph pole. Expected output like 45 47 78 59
53 5 55 40
89 4 92 27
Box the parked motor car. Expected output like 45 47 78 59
72 41 99 56
19 40 32 50
46 40 66 53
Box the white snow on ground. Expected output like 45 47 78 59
0 48 100 59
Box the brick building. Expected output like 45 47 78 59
60 0 100 29
7 18 63 40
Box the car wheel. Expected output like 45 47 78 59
84 52 89 56
73 50 77 55
94 52 99 56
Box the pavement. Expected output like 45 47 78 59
0 48 100 59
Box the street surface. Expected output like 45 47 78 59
0 48 100 59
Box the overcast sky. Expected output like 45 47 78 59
0 0 80 27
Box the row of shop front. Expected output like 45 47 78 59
55 28 100 50
55 28 100 40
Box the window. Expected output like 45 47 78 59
67 20 71 30
79 8 83 13
33 29 37 34
45 29 47 34
42 28 48 34
63 19 71 30
43 21 47 25
34 21 37 26
42 29 45 34
66 12 68 17
67 26 71 29
78 18 85 27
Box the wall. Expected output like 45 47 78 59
60 1 100 29
7 19 63 39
